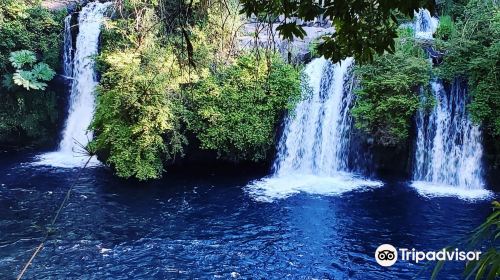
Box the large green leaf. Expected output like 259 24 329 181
9 50 36 69
32 62 56 81
12 70 47 90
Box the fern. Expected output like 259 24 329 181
432 201 500 280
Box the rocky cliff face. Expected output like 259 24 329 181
42 0 86 11
238 22 333 64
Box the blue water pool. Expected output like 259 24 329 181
0 154 494 279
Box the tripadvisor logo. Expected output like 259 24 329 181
375 244 481 267
375 244 398 267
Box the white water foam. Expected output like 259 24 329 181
247 173 383 202
411 181 492 201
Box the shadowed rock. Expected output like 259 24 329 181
42 0 86 11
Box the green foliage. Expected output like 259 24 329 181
32 62 56 81
92 0 290 180
436 0 469 20
187 53 301 161
436 0 500 136
308 37 323 59
8 50 36 68
239 0 434 63
0 1 63 146
0 0 64 72
12 70 45 90
91 49 187 181
0 90 58 145
353 29 431 145
435 15 455 41
8 50 56 90
432 201 500 280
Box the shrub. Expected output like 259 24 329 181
90 49 187 181
352 28 431 145
436 0 500 136
0 1 63 146
187 53 302 161
435 15 455 41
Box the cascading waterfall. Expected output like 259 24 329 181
414 81 485 186
37 2 111 167
273 57 355 176
62 15 73 78
411 9 490 199
414 8 439 40
247 57 381 202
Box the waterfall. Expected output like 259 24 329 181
62 15 73 78
37 2 111 167
273 57 355 176
247 57 381 202
414 8 438 40
414 81 485 187
411 10 490 199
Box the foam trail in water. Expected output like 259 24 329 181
36 2 111 167
411 181 492 201
247 173 382 202
247 57 382 202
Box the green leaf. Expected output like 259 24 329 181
9 50 37 69
13 70 47 90
32 62 56 81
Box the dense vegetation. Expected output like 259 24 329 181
0 0 497 181
352 28 431 145
188 54 301 162
435 0 499 137
347 0 499 149
0 0 63 147
240 0 434 62
90 0 301 180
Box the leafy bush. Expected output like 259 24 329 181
90 0 212 180
187 54 301 161
0 1 64 72
0 1 63 146
0 90 58 146
353 28 431 145
90 49 187 181
6 50 56 90
91 0 300 180
436 0 500 136
435 15 455 41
